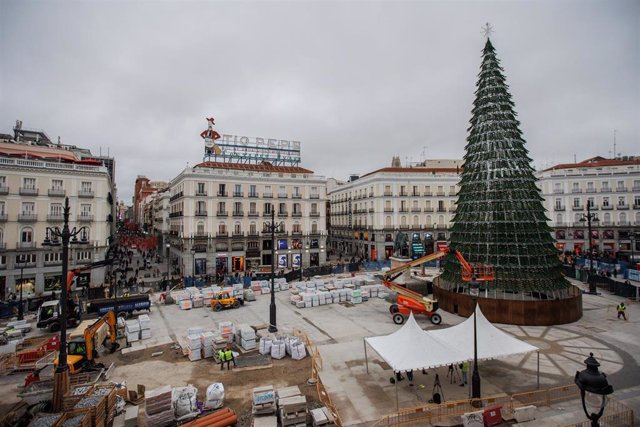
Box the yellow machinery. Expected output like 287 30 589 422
210 291 243 312
54 310 118 374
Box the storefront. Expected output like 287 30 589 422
277 253 288 269
231 256 245 272
194 258 207 275
436 241 448 252
216 255 228 275
309 253 319 266
44 274 63 292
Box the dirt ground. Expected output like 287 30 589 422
105 343 320 426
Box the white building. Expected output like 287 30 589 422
0 124 115 298
535 156 640 258
161 161 327 276
328 160 462 261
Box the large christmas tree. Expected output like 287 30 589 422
441 37 570 297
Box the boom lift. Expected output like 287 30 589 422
382 248 495 325
54 310 119 375
36 258 113 332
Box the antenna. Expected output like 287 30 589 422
613 129 617 159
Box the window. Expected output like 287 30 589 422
293 186 300 197
23 177 36 190
0 176 6 185
197 222 205 235
311 186 318 197
197 201 206 213
554 183 562 193
438 200 445 211
311 222 318 233
587 197 594 208
234 222 241 234
572 182 579 192
555 198 562 209
293 203 301 214
618 196 626 206
49 203 62 216
0 201 5 215
604 213 611 223
311 203 318 214
76 251 91 261
81 181 92 192
21 227 33 243
218 184 226 196
52 179 63 190
603 197 610 207
278 186 286 197
250 223 257 234
278 202 286 214
218 202 226 213
602 181 610 191
449 185 455 194
249 184 257 197
384 185 391 195
234 184 242 195
556 213 563 223
264 203 272 214
197 182 205 194
437 186 443 194
234 202 242 213
573 198 581 208
218 223 227 234
587 182 594 191
80 204 91 216
634 195 640 207
250 202 257 214
293 223 301 233
22 202 35 214
44 252 62 263
616 180 624 190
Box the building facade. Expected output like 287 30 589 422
0 123 115 298
535 156 640 259
328 160 462 261
157 161 327 276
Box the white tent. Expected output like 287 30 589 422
429 305 539 361
364 313 467 372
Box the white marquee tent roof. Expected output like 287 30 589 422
364 307 538 373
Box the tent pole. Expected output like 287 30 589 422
364 339 369 374
537 351 540 389
395 374 399 412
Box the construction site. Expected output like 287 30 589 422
0 248 638 427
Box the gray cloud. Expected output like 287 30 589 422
1 0 638 202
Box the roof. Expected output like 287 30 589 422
0 141 81 163
361 166 461 178
194 161 313 174
544 156 640 171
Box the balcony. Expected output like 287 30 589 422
0 213 7 222
601 205 613 210
195 211 208 217
0 185 8 195
248 211 260 218
216 211 228 217
399 208 409 213
571 205 584 211
232 232 244 238
195 191 208 197
292 212 302 218
448 208 456 212
617 204 629 210
263 211 273 217
247 231 259 237
553 189 564 194
369 192 374 197
278 211 289 218
384 208 394 213
77 214 93 222
78 190 94 198
292 194 302 199
554 206 566 211
248 192 259 198
437 208 447 213
571 189 583 194
17 241 35 249
424 208 434 212
216 232 229 238
233 192 243 197
383 192 393 197
585 188 597 193
18 213 37 222
48 188 66 197
618 221 630 226
169 211 183 218
436 192 446 196
399 192 408 197
634 204 640 210
368 208 375 213
309 194 320 199
19 187 38 196
233 211 244 217
616 187 628 192
633 186 640 192
263 192 273 198
278 193 288 198
217 191 228 197
310 212 320 217
424 192 433 196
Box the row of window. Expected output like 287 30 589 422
0 227 93 245
170 220 322 236
555 212 640 225
170 202 321 216
175 183 321 198
332 184 458 202
0 201 94 217
0 251 92 267
553 179 640 193
0 176 93 192
335 199 454 213
554 195 640 209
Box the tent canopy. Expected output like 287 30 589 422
365 313 467 372
364 306 538 373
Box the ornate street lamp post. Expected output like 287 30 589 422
165 243 171 289
17 254 26 321
263 205 283 333
580 203 599 294
630 232 636 268
43 197 89 412
575 353 613 427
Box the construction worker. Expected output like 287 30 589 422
224 346 236 370
617 302 627 320
218 349 226 370
460 361 469 386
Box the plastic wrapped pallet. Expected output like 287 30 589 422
204 383 224 410
180 299 193 310
280 282 289 291
125 320 140 334
140 329 152 340
290 295 302 305
200 332 215 358
259 337 272 355
191 296 203 308
241 338 256 350
172 384 198 422
270 340 286 359
138 314 151 329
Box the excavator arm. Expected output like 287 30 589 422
66 258 114 292
382 250 449 283
83 310 118 362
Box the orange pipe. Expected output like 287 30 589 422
182 408 237 427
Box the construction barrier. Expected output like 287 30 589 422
563 398 635 427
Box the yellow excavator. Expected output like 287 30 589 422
54 310 119 375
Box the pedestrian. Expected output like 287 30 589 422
617 302 627 320
613 269 617 279
460 361 469 386
406 370 414 386
394 371 404 382
218 349 226 370
224 346 235 370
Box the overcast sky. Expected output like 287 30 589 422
1 0 638 203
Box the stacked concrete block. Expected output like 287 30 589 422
217 321 235 342
139 314 152 340
200 332 215 359
252 385 276 415
143 385 174 427
310 407 336 426
186 334 201 362
278 395 307 426
237 324 256 350
125 320 140 343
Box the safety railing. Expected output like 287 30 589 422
563 398 635 427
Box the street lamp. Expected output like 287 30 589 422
16 254 26 321
630 232 636 268
165 243 171 289
191 247 197 280
575 352 613 427
263 205 284 333
469 276 481 400
42 197 88 412
298 237 308 281
579 203 599 294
